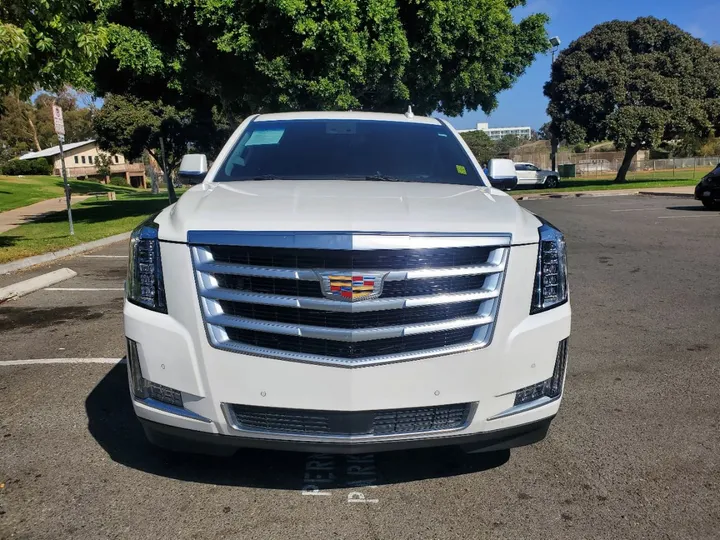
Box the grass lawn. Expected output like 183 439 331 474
0 192 172 263
0 175 142 213
516 168 708 195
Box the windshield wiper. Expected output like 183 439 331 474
365 174 402 182
248 174 283 180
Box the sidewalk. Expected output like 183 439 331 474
513 185 695 201
0 196 91 234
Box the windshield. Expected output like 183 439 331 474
213 119 484 186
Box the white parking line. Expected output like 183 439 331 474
0 358 125 367
82 255 128 258
44 287 124 291
610 208 659 212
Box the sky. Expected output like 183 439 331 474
438 0 720 131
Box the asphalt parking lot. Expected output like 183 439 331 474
1 195 719 539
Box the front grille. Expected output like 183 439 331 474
192 234 509 366
225 327 477 359
227 403 473 436
219 300 483 329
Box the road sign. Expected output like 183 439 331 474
52 104 65 136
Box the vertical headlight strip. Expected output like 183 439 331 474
531 220 568 314
126 216 167 313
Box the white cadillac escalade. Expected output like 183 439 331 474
124 111 571 456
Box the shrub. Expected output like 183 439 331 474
109 176 127 186
1 158 53 175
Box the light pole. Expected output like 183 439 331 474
549 36 561 172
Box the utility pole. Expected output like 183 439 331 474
53 104 74 235
549 37 562 173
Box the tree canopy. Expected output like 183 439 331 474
460 130 496 165
93 0 550 118
544 17 720 182
0 1 108 97
0 90 94 163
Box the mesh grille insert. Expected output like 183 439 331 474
229 403 472 436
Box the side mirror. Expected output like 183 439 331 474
178 154 208 185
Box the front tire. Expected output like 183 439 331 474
544 176 559 188
701 199 718 210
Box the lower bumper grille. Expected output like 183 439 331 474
227 403 473 437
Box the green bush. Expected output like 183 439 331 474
109 176 127 186
1 158 53 175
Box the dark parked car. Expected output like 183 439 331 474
695 164 720 209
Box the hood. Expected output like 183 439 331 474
155 180 541 244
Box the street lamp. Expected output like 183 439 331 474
549 36 561 63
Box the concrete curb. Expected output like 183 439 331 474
0 268 77 302
637 191 695 199
0 232 130 275
514 190 695 201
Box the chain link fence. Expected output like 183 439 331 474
511 152 720 181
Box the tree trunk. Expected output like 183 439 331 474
27 116 42 151
615 145 640 183
159 137 177 204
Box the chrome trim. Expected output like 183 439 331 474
206 312 493 342
134 397 212 423
190 233 510 367
194 257 506 282
195 260 319 281
221 402 477 442
206 325 492 367
188 231 512 249
486 395 560 421
200 286 501 312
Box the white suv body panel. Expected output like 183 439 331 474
125 240 570 441
124 112 571 453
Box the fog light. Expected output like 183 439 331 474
126 338 183 407
514 339 568 406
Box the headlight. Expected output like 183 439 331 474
127 216 167 313
530 219 568 314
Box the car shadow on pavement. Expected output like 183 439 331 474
86 364 509 489
665 205 712 212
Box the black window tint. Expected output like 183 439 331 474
214 120 482 187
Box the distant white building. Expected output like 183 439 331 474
457 122 532 141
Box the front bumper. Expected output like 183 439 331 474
124 240 570 454
695 184 720 201
139 415 554 455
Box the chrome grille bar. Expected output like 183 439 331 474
191 233 510 367
205 312 493 342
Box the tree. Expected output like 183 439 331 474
460 130 496 165
93 94 228 201
92 0 550 119
96 152 113 180
495 134 524 155
0 2 109 97
544 17 720 182
537 122 552 140
0 90 94 163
